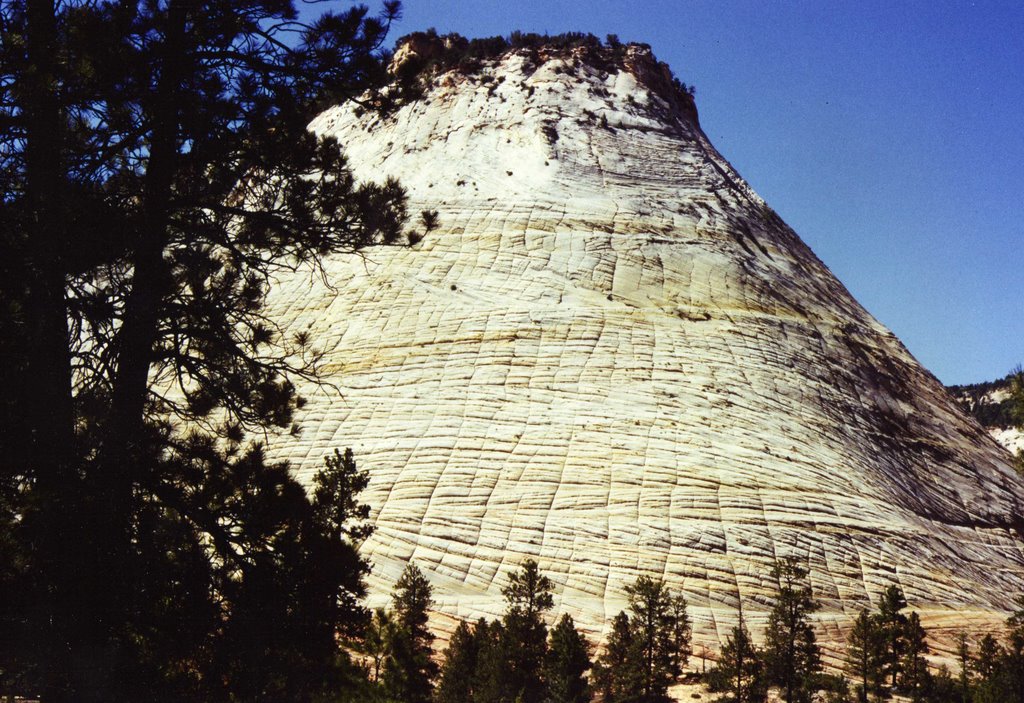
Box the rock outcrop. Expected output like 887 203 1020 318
948 376 1024 456
265 40 1024 657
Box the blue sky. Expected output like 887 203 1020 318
366 0 1023 385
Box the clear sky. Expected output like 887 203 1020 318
363 0 1023 385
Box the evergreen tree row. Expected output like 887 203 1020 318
380 556 1024 703
431 561 691 703
842 591 1024 703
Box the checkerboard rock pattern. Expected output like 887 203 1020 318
264 46 1024 658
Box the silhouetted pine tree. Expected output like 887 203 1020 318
878 585 910 691
975 634 1003 682
707 619 767 703
362 608 398 686
543 614 592 703
971 631 1009 703
385 563 439 703
899 611 930 700
501 559 555 703
624 575 686 702
230 449 373 697
763 557 821 703
954 631 972 703
593 611 642 703
113 443 375 701
0 1 408 698
473 619 511 703
435 620 481 703
671 591 693 676
930 665 960 703
844 609 885 703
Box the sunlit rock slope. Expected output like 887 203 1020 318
265 39 1024 655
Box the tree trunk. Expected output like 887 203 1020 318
79 2 187 699
21 1 78 700
107 0 186 459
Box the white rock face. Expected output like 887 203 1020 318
992 427 1024 455
950 384 1024 455
265 47 1024 655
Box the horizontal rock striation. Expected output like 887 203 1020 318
265 43 1024 657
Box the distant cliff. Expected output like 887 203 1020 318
948 374 1023 455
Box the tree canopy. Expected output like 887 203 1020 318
385 563 439 703
708 619 767 703
763 558 821 703
543 614 592 703
0 0 409 700
501 559 556 703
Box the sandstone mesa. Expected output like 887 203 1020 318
263 39 1024 660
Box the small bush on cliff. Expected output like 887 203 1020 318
389 30 695 104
